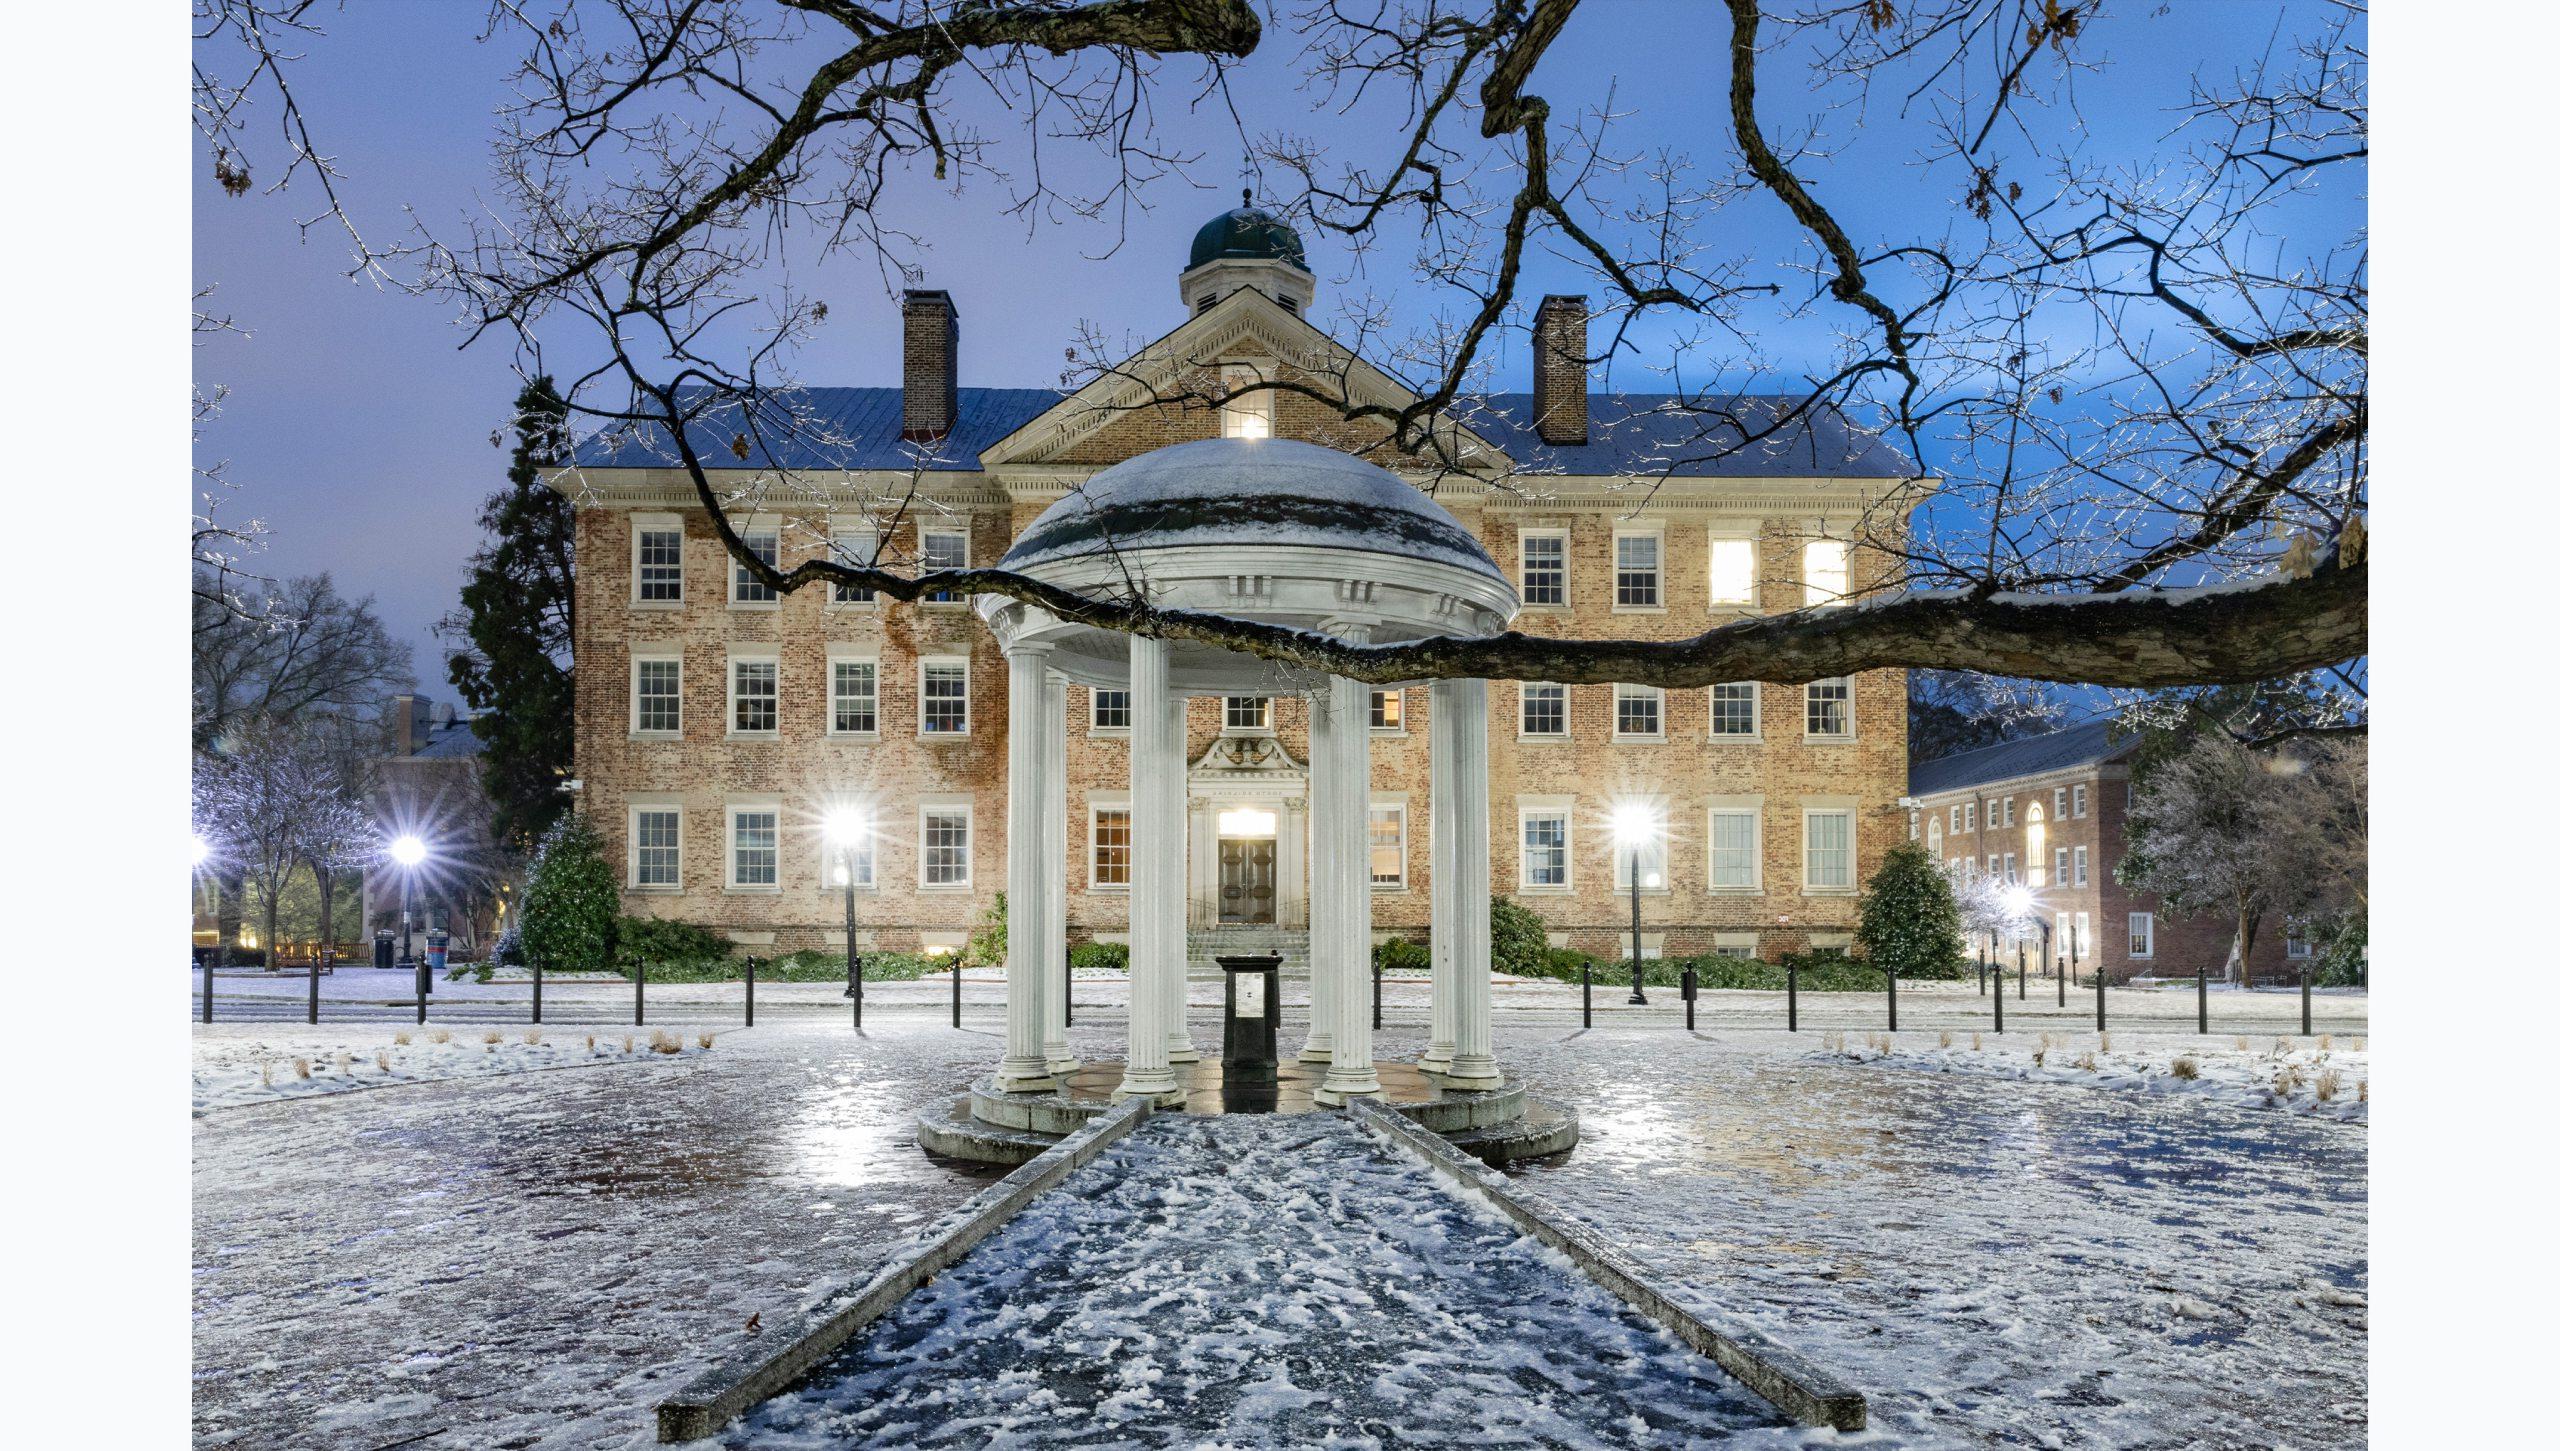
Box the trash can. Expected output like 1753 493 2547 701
426 930 451 977
374 931 396 971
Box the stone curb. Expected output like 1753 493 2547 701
1347 1098 1867 1432
654 1095 1154 1443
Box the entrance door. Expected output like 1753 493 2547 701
1218 837 1278 924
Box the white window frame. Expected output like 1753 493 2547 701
1709 681 1761 741
1612 683 1665 741
1224 696 1272 735
1709 531 1759 607
2073 783 2088 819
2286 921 2315 959
631 513 684 608
1220 362 1274 439
2127 912 2155 960
918 798 974 890
1712 932 1760 960
1707 805 1761 893
630 652 683 739
1926 816 1943 855
828 520 880 607
1090 688 1131 735
1801 537 1849 607
1612 526 1664 612
1370 688 1407 734
1368 799 1410 892
827 651 879 738
919 657 971 737
2073 845 2088 887
1803 677 1854 741
1088 794 1133 892
2054 848 2069 888
1802 806 1856 893
729 524 781 608
1518 528 1570 609
1519 682 1570 739
727 651 780 737
724 801 782 893
1516 796 1573 894
918 526 971 606
627 801 683 891
2055 786 2070 817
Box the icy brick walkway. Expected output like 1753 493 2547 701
732 1114 1807 1449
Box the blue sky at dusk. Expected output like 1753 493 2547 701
192 1 2357 683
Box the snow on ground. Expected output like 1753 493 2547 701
191 1023 722 1112
734 1113 1817 1450
1818 1032 2369 1121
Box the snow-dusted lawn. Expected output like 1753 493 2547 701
1820 1031 2370 1121
191 1023 723 1112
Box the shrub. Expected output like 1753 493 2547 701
1857 842 1967 979
1372 937 1431 974
1069 941 1130 971
613 916 733 970
965 893 1008 967
1489 896 1549 977
490 926 525 968
520 814 618 970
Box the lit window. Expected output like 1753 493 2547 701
1804 678 1852 738
1710 681 1759 739
1805 810 1853 890
635 524 684 603
729 659 778 735
731 527 779 604
632 658 682 735
1092 690 1131 732
831 528 879 604
2127 912 2154 960
1371 689 1404 731
1220 364 1273 439
1225 696 1269 733
1614 684 1663 738
1520 811 1569 889
1709 809 1758 890
1369 805 1407 889
920 661 970 735
1614 533 1661 608
728 808 778 889
1520 531 1569 607
1926 816 1943 855
1092 808 1132 888
1710 537 1757 605
633 808 680 888
920 528 968 604
830 661 878 735
1802 539 1849 606
922 806 972 887
2073 845 2088 887
1520 683 1568 737
2024 802 2046 885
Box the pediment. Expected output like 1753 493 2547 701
1191 733 1305 778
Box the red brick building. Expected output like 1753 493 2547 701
552 204 1924 965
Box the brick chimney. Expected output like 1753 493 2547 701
1531 294 1589 446
901 289 959 441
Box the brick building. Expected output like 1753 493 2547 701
1907 719 2314 984
552 202 1922 966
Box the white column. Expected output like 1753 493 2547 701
1421 682 1457 1073
995 643 1057 1091
1298 691 1334 1064
1315 667 1381 1103
1042 670 1077 1076
1162 692 1202 1064
1443 676 1502 1089
1117 637 1182 1102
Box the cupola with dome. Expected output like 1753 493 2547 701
1178 190 1316 317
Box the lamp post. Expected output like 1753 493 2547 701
826 810 870 1023
390 834 427 979
193 834 215 1022
1611 804 1662 1007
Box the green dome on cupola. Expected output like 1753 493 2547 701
1187 190 1308 271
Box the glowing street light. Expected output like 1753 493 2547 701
825 808 873 1011
388 834 429 980
1609 802 1664 1007
191 834 211 868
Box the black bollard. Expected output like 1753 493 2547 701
949 956 960 1029
1886 963 1898 1032
2096 958 2107 1033
1787 959 1799 1033
745 954 756 1028
532 957 544 1025
1063 952 1073 1029
1581 962 1592 1029
2057 951 2066 1008
2197 963 2208 1035
635 958 646 1027
202 951 214 1025
1993 966 2006 1034
2300 965 2312 1037
308 952 320 1026
416 958 428 1025
2015 943 2026 1002
1683 965 1696 1032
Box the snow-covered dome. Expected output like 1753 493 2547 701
980 437 1516 693
1186 196 1308 271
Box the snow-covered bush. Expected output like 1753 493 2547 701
519 814 617 970
1856 842 1967 979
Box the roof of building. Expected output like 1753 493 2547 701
392 719 486 762
1187 197 1309 271
568 387 1917 480
1000 436 1507 585
1908 718 2140 799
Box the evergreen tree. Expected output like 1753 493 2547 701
441 377 576 850
1855 842 1967 979
519 813 617 970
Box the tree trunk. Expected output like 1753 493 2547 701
311 861 335 966
2225 910 2259 988
216 864 246 967
262 883 282 976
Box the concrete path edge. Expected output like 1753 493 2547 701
654 1095 1155 1443
1346 1098 1868 1432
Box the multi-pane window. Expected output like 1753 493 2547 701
2056 787 2070 817
2054 848 2069 888
729 659 778 734
831 528 878 604
1520 812 1568 889
633 658 682 735
1710 681 1759 738
2074 912 2091 959
920 661 970 735
1520 531 1569 607
1370 688 1404 731
922 807 972 887
2072 783 2087 818
633 808 680 888
920 528 969 603
729 809 778 889
1614 832 1666 894
1614 533 1661 608
2003 852 2019 884
2073 845 2088 887
1805 810 1853 890
1092 689 1131 732
1805 678 1853 738
830 661 878 735
1709 537 1757 605
732 528 779 604
1614 684 1663 738
1520 683 1568 737
635 526 684 603
1091 807 1132 888
1220 363 1273 439
1926 817 1943 855
2127 912 2154 960
1368 805 1407 889
1802 539 1850 606
1225 696 1270 732
1963 803 1977 832
1709 809 1758 890
2286 921 2314 959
